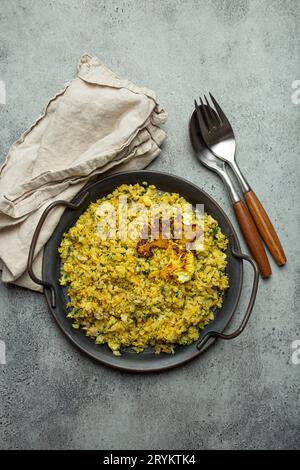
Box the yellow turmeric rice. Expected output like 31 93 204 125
58 183 229 355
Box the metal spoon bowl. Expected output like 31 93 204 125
189 109 240 203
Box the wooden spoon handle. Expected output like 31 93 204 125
244 190 286 266
233 200 272 278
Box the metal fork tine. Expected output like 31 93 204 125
204 94 219 126
194 99 208 134
199 96 211 130
194 99 202 123
209 93 229 125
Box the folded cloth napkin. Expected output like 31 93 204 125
0 54 167 291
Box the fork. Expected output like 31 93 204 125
195 94 286 268
193 104 271 278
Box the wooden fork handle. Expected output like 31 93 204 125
233 200 272 278
244 190 286 266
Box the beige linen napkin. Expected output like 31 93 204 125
0 54 167 291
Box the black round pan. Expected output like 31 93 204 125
28 171 259 372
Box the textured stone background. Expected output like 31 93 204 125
0 0 299 450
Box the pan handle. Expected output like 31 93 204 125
196 242 259 352
27 192 89 308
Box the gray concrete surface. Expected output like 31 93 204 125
0 0 299 450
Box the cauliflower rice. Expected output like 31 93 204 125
59 183 229 355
